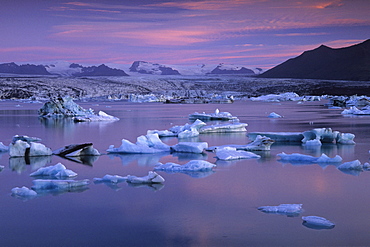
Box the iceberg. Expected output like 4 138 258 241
248 132 303 143
199 122 248 133
302 216 335 230
268 112 282 118
337 160 363 171
250 92 301 102
93 174 127 184
11 186 38 200
277 152 342 165
206 135 274 152
189 109 238 121
30 163 77 179
155 160 216 172
126 171 165 184
215 147 260 161
38 96 119 122
258 204 303 217
9 139 52 157
341 105 370 115
53 143 100 156
107 133 170 154
171 142 208 153
31 179 90 191
0 142 9 152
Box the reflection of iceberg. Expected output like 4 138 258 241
53 143 100 165
107 134 170 154
215 147 260 161
302 216 335 230
11 186 38 201
127 182 164 191
108 153 166 166
258 204 303 217
171 152 208 161
9 156 52 174
30 163 77 179
277 152 342 165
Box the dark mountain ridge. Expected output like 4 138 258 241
259 39 370 81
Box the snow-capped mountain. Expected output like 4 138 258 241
129 61 181 75
209 63 262 75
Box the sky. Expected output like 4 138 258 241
0 0 369 69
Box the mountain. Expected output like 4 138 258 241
259 39 370 81
209 63 259 75
0 62 51 75
129 61 181 75
71 64 128 76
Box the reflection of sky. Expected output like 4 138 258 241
1 0 369 68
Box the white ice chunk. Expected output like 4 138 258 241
171 142 208 153
250 92 301 102
199 122 247 133
268 112 282 118
189 109 238 121
341 106 370 115
74 110 119 122
258 204 303 216
336 133 356 145
277 152 342 164
32 179 89 191
302 128 339 144
155 160 216 172
215 147 260 160
30 163 77 178
93 174 127 183
337 160 363 171
9 140 52 157
11 186 38 199
126 171 165 184
302 216 335 229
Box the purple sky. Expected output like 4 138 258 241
1 0 369 69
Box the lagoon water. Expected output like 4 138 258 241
0 99 370 246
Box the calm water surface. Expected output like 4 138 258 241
0 100 369 247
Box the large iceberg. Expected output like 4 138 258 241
171 142 208 153
38 96 119 122
189 109 238 121
107 133 170 154
30 163 77 179
302 216 335 230
215 147 260 161
258 204 303 217
9 135 52 157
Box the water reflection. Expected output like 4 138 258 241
9 156 52 173
57 155 99 166
108 153 169 166
172 152 208 161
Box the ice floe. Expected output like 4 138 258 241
171 142 208 153
277 152 342 165
341 105 370 115
31 179 90 192
0 142 9 152
107 133 170 154
258 204 303 217
126 171 165 184
207 135 274 152
199 122 247 133
250 92 302 102
155 160 216 172
337 160 363 171
215 147 260 160
268 112 282 118
30 163 77 179
9 135 52 157
188 109 238 121
93 174 127 184
302 216 335 230
11 186 38 200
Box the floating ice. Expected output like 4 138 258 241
30 163 77 179
248 132 303 143
189 109 238 121
155 160 216 172
268 112 282 118
250 92 301 102
215 147 260 160
171 142 208 153
11 186 38 200
199 122 247 133
0 142 9 152
32 179 90 191
207 135 274 152
53 143 100 156
9 140 52 157
277 152 342 165
258 204 303 217
126 171 165 184
302 216 335 229
337 160 363 171
74 110 119 122
107 133 170 154
93 174 127 184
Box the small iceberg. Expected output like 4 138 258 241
74 110 119 122
126 171 165 184
189 109 238 121
341 105 370 115
250 92 301 102
155 160 216 172
31 179 90 191
207 135 274 152
199 122 247 133
93 174 127 184
215 147 260 161
53 143 100 156
268 112 282 118
107 133 170 154
11 186 38 201
337 160 363 171
277 152 342 165
0 142 9 152
302 216 335 230
258 204 303 217
171 142 208 154
30 163 77 179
